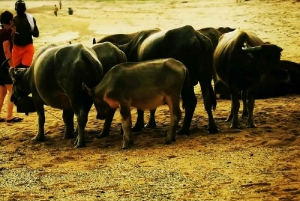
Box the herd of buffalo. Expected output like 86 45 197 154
5 25 300 148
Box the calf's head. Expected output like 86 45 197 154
82 82 109 120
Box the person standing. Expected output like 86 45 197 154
12 0 39 68
54 5 58 16
59 1 62 10
0 11 23 122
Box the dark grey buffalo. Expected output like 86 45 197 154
93 28 161 45
214 29 285 129
96 25 218 135
91 42 127 136
215 60 298 99
82 58 192 149
10 44 103 148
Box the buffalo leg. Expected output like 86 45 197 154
73 101 92 148
199 80 218 133
246 91 257 128
241 90 248 119
98 108 116 138
177 85 197 135
120 104 134 149
132 109 144 132
145 109 157 128
165 96 181 144
229 85 241 129
32 97 46 141
62 109 74 139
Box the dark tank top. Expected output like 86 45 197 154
13 15 33 46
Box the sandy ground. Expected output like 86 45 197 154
1 0 300 200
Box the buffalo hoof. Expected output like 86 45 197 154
230 123 241 129
63 132 75 139
74 143 86 148
165 135 176 144
145 122 156 129
165 139 172 144
31 135 45 142
246 123 257 128
207 126 218 134
225 117 232 122
121 140 133 149
132 125 143 132
241 113 248 120
176 127 190 135
96 132 109 139
73 138 86 148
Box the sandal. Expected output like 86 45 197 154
6 117 24 123
0 118 5 122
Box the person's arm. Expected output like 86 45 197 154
31 17 39 38
3 40 13 67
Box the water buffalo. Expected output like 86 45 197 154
82 58 192 149
95 26 235 89
93 28 161 45
91 42 127 136
214 29 285 129
103 25 218 135
197 27 236 51
10 44 103 148
215 60 298 99
197 27 236 84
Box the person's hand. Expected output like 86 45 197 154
11 26 16 34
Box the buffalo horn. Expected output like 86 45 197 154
242 46 262 51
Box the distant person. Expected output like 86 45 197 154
59 0 62 10
0 11 23 123
54 5 58 16
12 0 39 68
68 8 73 15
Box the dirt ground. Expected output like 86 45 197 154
1 0 300 200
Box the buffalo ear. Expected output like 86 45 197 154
82 82 92 96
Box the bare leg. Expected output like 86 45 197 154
0 85 6 119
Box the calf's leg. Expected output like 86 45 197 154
165 95 181 144
120 104 134 149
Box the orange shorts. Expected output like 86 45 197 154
12 43 34 68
